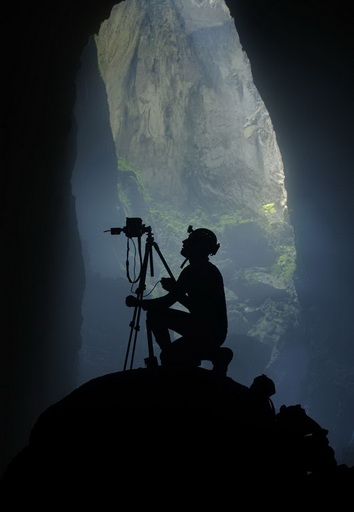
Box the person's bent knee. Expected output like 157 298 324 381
147 307 166 324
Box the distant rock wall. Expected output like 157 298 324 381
97 0 286 218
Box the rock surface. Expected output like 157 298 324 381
97 0 287 217
2 365 353 504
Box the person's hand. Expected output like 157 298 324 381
125 295 139 307
160 277 175 292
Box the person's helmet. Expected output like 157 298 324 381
187 226 220 256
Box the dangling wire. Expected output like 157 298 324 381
142 279 161 297
125 236 143 284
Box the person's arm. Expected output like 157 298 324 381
125 271 190 310
160 277 191 310
125 290 177 310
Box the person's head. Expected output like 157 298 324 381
181 227 220 261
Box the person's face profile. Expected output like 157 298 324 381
181 237 191 258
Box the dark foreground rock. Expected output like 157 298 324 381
1 366 353 506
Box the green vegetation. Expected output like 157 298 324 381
116 156 152 212
118 157 150 199
261 202 276 214
117 183 132 218
150 206 188 236
94 35 105 80
216 212 252 232
148 207 254 247
271 245 296 283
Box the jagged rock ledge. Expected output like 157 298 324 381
1 366 353 504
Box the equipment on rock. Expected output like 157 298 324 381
105 218 175 370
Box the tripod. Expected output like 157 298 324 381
123 226 176 371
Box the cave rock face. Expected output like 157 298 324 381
96 0 299 370
97 0 286 216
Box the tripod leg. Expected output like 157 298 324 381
123 233 174 371
144 319 158 368
123 304 141 371
153 242 175 281
124 232 158 370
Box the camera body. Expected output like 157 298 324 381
106 217 149 238
124 217 146 238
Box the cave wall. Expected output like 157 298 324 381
1 0 354 475
228 1 354 459
1 0 118 477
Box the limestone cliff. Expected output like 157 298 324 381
95 0 300 376
97 0 286 216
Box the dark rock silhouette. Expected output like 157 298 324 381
1 365 353 505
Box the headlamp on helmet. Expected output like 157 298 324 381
186 225 220 256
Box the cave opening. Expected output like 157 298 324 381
69 0 354 470
72 0 302 404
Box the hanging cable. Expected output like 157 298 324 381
125 235 143 284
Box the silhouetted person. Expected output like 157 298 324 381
125 227 232 374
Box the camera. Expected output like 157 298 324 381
125 217 146 238
105 217 149 238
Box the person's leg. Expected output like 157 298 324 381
160 335 201 366
159 318 217 366
161 324 230 369
146 308 191 350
